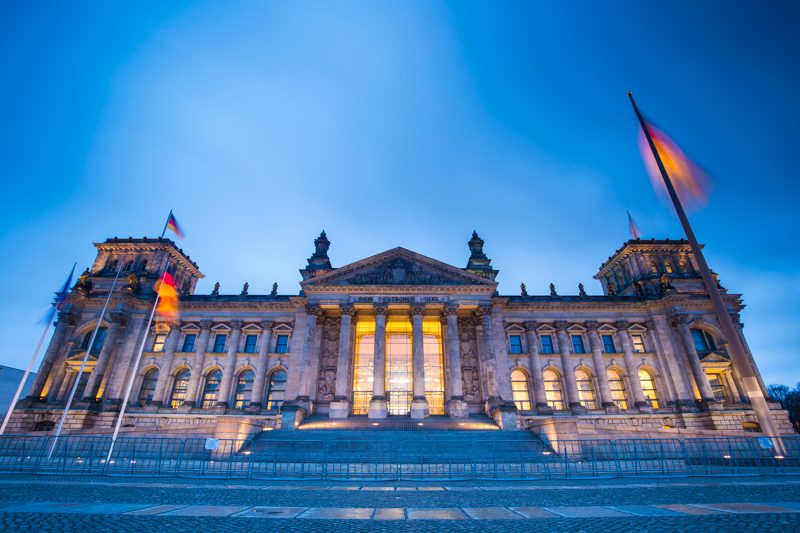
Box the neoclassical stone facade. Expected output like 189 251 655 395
9 232 792 440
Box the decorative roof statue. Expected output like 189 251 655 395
270 282 278 296
211 282 220 296
126 273 140 294
607 282 617 297
520 283 528 297
660 273 673 294
241 282 249 296
549 283 558 297
300 231 334 280
75 268 93 293
578 283 587 298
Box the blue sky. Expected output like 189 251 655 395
1 2 798 385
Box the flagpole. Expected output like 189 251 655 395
47 269 122 459
106 270 165 461
0 262 76 435
160 210 172 239
628 92 781 441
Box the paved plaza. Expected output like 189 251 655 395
1 474 800 530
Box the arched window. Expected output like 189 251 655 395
510 369 531 411
691 328 717 353
575 369 597 409
170 369 191 408
201 369 222 408
607 369 628 409
664 258 673 273
233 369 255 409
80 327 108 353
137 368 159 407
266 370 287 411
543 369 564 411
638 369 659 408
649 261 658 274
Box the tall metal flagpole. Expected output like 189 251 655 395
0 263 76 435
47 269 122 459
628 92 780 440
106 270 165 461
160 210 172 239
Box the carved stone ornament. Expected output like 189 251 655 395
520 283 528 297
373 304 389 315
337 257 464 286
523 320 538 332
306 304 324 317
410 304 426 316
76 268 93 293
317 316 340 401
549 283 558 297
578 283 587 298
444 303 459 315
241 282 249 296
457 316 482 402
339 303 355 316
211 282 220 296
270 282 278 296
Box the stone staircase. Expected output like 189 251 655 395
249 415 552 464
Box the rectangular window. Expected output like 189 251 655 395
571 335 585 354
152 333 167 352
631 334 646 353
508 335 523 354
691 329 715 352
707 374 726 402
244 334 257 353
540 335 554 354
181 334 196 352
212 334 227 353
275 334 289 353
602 335 616 353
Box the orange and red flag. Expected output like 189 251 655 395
638 121 712 211
154 272 179 323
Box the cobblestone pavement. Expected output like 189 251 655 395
2 474 800 531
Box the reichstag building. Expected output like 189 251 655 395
10 231 792 442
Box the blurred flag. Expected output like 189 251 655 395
627 210 641 240
40 264 76 324
637 120 712 211
165 211 185 239
154 272 179 323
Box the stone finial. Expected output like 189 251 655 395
520 283 528 297
240 282 249 296
578 283 587 298
211 282 220 296
270 282 278 296
465 231 499 280
549 283 558 297
75 268 92 293
305 230 333 271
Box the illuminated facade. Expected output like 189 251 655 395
8 232 792 440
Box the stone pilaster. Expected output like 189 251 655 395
250 321 273 408
524 321 551 413
183 320 212 407
330 305 354 418
147 325 180 406
475 306 500 402
368 305 388 418
83 308 128 401
555 321 584 413
616 320 650 410
29 309 78 399
671 315 719 408
650 314 695 407
409 304 429 419
216 320 243 408
444 304 468 418
102 313 147 403
586 321 615 409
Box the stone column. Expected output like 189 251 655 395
491 306 515 403
183 321 212 407
672 316 718 406
724 369 744 403
250 321 273 408
410 304 429 419
368 305 388 418
650 314 694 406
555 321 583 413
330 305 354 418
586 322 615 409
616 320 650 410
29 309 79 399
216 321 243 408
476 306 500 402
444 304 468 418
83 309 128 401
295 306 323 406
46 340 76 403
102 313 147 403
150 326 181 406
524 321 550 412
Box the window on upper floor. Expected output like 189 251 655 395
212 334 227 353
233 370 255 409
691 328 717 353
201 369 222 408
510 369 531 411
571 335 586 354
275 334 289 354
631 334 646 353
80 327 108 353
649 261 658 274
137 368 158 407
244 334 258 353
639 369 660 408
170 369 191 409
152 333 167 352
602 334 616 353
664 258 674 273
540 335 554 354
181 334 196 352
508 334 523 354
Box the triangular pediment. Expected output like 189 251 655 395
302 247 496 289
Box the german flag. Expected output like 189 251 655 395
166 211 185 239
155 272 179 323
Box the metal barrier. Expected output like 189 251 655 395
0 434 798 480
